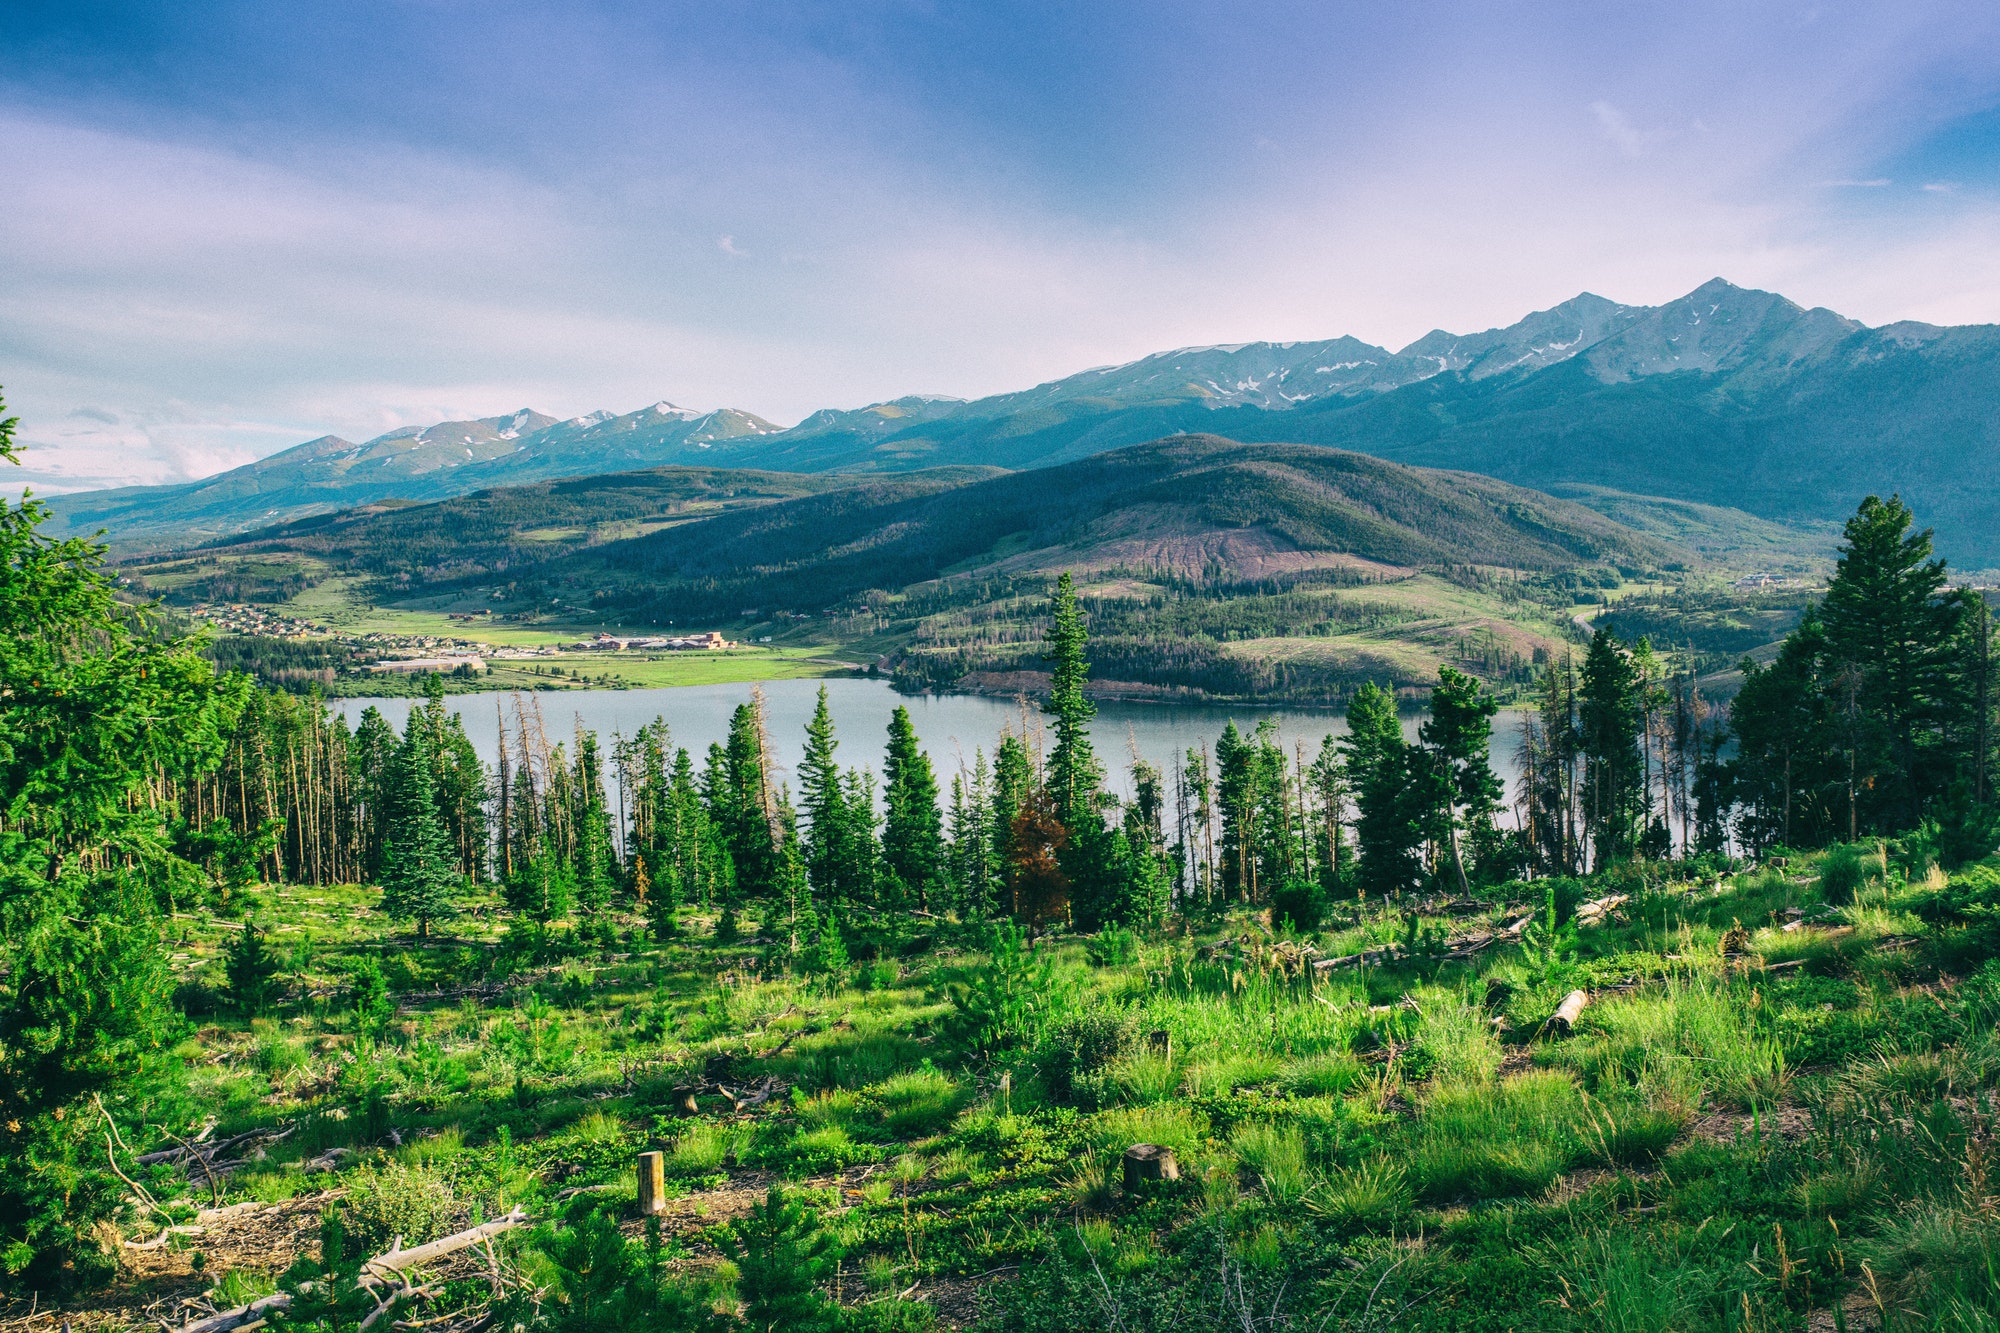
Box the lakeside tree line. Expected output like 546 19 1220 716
95 496 2000 953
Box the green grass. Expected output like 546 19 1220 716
85 850 2000 1333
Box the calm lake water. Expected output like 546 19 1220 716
335 677 1527 806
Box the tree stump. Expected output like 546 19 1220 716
1548 989 1589 1034
1147 1029 1172 1062
637 1151 666 1215
1122 1143 1179 1190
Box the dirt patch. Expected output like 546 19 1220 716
1692 1102 1812 1144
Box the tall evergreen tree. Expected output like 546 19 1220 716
1215 721 1255 899
0 391 245 1287
1579 627 1645 867
991 731 1034 898
1420 666 1507 886
798 686 849 903
1306 737 1348 896
1729 608 1841 850
379 717 461 938
1042 572 1103 827
351 706 399 880
718 695 782 895
569 729 617 915
1344 683 1422 897
881 706 946 909
1819 495 1970 829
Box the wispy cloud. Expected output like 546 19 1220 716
1591 101 1670 158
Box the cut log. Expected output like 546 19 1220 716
1122 1143 1179 1190
637 1151 666 1216
1547 989 1590 1034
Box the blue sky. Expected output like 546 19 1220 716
4 0 2000 488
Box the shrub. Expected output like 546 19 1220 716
1271 877 1326 933
1819 841 1887 906
341 1161 461 1253
940 923 1063 1055
1086 926 1140 967
1039 1011 1131 1105
531 1197 733 1332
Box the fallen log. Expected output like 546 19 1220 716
359 1207 530 1290
1312 944 1401 972
180 1292 292 1333
181 1207 530 1333
1573 893 1628 924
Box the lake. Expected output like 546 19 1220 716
334 677 1527 806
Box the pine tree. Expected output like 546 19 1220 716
1820 494 1969 829
1344 682 1421 897
718 697 781 894
0 389 245 1287
379 718 462 938
1119 756 1172 926
1042 572 1103 827
798 686 849 904
351 706 399 880
882 705 946 910
991 731 1034 892
223 921 284 1015
1579 627 1645 867
1216 721 1255 900
1307 737 1348 896
1420 666 1508 886
569 729 616 915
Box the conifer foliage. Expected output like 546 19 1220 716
0 390 245 1289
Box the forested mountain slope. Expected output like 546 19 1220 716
546 435 1676 623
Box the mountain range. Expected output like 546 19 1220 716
47 277 2000 562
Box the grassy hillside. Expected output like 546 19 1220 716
75 842 2000 1332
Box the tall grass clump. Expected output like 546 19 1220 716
1409 1070 1584 1203
1230 1123 1309 1204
